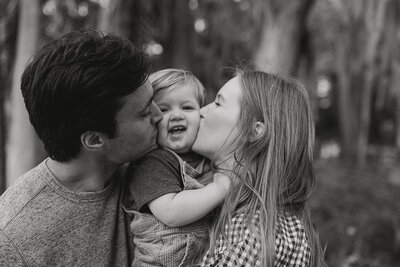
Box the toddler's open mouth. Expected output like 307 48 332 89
169 125 187 135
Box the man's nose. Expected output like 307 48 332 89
150 102 163 125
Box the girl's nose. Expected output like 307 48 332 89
199 104 209 119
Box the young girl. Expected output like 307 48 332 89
192 71 326 266
125 69 230 266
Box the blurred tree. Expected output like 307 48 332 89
144 0 194 69
189 0 265 96
253 0 316 75
163 0 193 68
41 0 98 41
97 0 154 46
334 0 392 166
387 2 400 154
189 0 242 96
395 61 400 152
356 0 389 167
6 0 46 185
0 0 18 193
372 0 400 149
97 0 129 36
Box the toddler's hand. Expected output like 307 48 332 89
213 173 231 195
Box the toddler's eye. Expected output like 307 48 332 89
142 108 151 117
183 106 195 110
159 108 168 113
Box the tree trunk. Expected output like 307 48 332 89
335 36 357 160
394 63 400 153
160 0 192 69
0 0 18 193
0 73 4 192
0 91 4 193
356 0 388 167
334 0 390 165
97 0 128 36
253 0 315 75
170 0 191 68
380 0 400 155
6 0 44 186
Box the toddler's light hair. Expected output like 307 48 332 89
149 68 206 107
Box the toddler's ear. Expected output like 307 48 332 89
249 121 266 142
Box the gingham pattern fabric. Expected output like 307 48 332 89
200 210 311 266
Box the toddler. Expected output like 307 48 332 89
125 69 229 267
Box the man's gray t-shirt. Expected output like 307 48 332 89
0 159 133 266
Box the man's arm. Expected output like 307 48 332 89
148 173 231 227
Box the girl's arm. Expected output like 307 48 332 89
148 173 230 227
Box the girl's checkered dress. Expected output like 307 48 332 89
200 210 311 266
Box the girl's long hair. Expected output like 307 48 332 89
210 71 325 266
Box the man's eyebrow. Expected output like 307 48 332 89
140 96 154 112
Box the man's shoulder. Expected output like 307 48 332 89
0 161 49 229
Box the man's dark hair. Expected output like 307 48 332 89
21 28 150 161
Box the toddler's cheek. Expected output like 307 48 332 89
157 134 166 147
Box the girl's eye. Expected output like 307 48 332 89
214 101 220 106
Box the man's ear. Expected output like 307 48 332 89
80 131 105 151
249 121 266 142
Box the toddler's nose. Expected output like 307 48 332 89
170 109 184 121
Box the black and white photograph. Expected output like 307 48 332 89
0 0 399 266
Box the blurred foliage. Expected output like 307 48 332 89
312 149 400 266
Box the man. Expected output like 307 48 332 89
0 29 162 266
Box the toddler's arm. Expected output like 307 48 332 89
148 173 230 227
